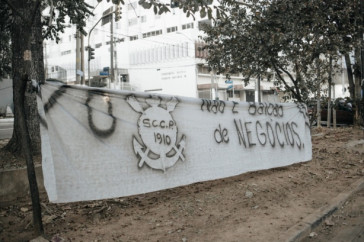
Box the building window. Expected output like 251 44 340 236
228 90 240 98
51 66 54 72
198 65 210 74
130 35 138 41
182 22 194 30
246 90 255 102
95 43 102 48
61 50 71 56
142 29 162 38
140 15 147 23
128 18 138 26
167 26 178 33
106 41 110 45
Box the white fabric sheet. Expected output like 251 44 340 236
37 82 312 203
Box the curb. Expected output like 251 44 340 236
284 177 364 242
0 118 14 123
0 165 44 203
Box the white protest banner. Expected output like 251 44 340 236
37 82 312 203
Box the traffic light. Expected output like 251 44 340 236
88 47 95 61
114 6 121 22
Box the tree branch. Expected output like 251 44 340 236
277 63 296 84
29 0 41 28
3 0 26 22
47 0 55 28
293 63 302 99
272 62 299 100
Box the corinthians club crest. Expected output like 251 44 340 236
126 95 186 172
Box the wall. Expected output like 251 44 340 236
129 64 197 98
0 79 13 116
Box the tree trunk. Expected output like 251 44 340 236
5 0 43 156
354 48 362 126
327 56 332 128
6 0 44 235
316 60 321 127
344 53 356 99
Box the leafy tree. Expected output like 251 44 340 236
202 0 362 104
1 0 220 156
0 0 220 235
0 1 11 78
1 0 95 156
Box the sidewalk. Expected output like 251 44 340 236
0 117 13 122
0 117 13 140
285 178 364 241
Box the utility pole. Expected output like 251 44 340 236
81 33 85 85
333 83 337 128
361 0 364 104
75 30 81 84
110 11 114 84
317 64 321 128
256 75 261 102
327 56 333 128
43 42 48 79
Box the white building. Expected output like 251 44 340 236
44 0 351 103
44 0 279 102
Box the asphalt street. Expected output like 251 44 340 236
0 118 13 140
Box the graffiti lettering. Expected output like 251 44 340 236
275 122 285 147
214 124 229 144
256 121 266 146
201 99 225 114
244 122 256 147
291 122 302 148
234 119 303 150
127 95 186 172
266 121 276 147
142 119 175 129
248 102 284 117
232 101 239 114
86 90 117 138
154 132 172 145
234 119 247 147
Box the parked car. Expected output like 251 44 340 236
307 99 354 126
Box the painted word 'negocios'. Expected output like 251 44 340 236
234 119 303 149
248 102 284 117
142 118 175 129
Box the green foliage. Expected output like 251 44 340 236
42 0 94 41
202 0 363 103
0 1 11 78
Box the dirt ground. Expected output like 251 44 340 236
0 127 363 242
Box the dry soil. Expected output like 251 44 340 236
0 127 363 241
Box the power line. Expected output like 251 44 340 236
128 0 139 18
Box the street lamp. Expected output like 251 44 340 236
87 10 115 87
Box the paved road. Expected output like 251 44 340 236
0 118 13 140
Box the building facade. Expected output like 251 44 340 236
44 0 351 103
